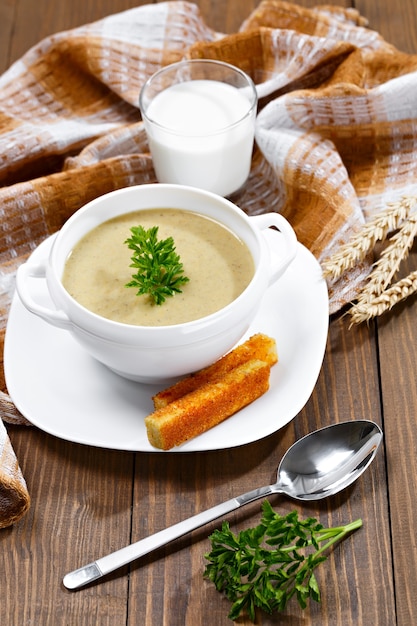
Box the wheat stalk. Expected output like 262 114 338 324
349 270 417 324
321 196 417 280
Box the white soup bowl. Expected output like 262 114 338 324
16 184 297 382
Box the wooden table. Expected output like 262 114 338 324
1 1 417 624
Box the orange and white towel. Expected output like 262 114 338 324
0 417 30 528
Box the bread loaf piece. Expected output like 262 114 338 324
145 359 271 450
152 333 277 409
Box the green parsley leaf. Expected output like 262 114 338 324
125 225 189 305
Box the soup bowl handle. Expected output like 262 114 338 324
16 259 73 331
250 213 298 284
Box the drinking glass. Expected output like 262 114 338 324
139 59 257 197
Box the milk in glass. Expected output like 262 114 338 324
144 80 256 197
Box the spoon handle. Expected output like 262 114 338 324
63 484 274 590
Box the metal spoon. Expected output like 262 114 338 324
63 419 382 590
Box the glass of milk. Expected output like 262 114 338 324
139 60 258 197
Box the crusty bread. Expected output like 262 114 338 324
152 333 277 409
145 359 271 450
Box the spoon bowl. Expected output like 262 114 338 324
64 419 382 589
274 420 382 501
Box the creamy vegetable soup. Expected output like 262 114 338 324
62 208 254 326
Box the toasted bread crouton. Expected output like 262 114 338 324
152 333 277 409
145 359 271 450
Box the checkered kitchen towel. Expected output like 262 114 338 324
0 416 29 528
1 1 417 525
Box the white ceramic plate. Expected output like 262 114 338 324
4 234 329 452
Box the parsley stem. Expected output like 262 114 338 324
313 518 363 557
278 518 363 555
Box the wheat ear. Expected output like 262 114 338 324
354 212 417 304
321 196 416 280
349 270 417 324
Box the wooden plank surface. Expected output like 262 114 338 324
353 3 417 626
377 246 417 626
1 1 416 625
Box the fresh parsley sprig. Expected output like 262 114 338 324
204 500 362 622
125 225 189 305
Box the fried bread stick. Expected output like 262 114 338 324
152 333 277 409
145 359 271 450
